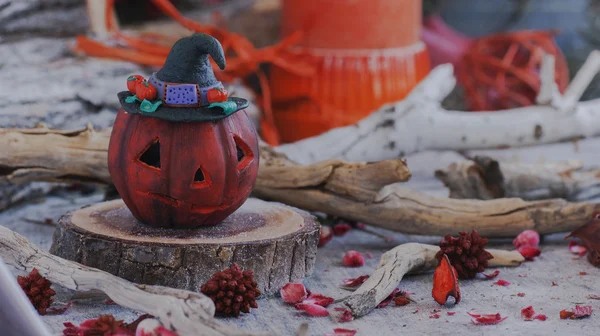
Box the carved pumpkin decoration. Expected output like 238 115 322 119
108 33 259 229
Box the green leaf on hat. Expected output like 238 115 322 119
140 99 162 113
208 101 238 115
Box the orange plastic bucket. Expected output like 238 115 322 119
270 0 430 143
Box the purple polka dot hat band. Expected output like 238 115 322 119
148 73 225 107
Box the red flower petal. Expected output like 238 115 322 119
429 314 440 319
377 288 399 308
280 283 308 304
517 245 541 261
494 279 510 286
325 328 357 336
394 296 411 306
333 223 352 236
481 270 500 279
295 303 329 317
573 305 593 318
521 306 535 321
334 307 354 322
447 312 456 316
534 314 547 321
560 310 575 319
342 251 365 267
302 293 334 307
569 241 587 256
432 254 461 305
47 302 72 315
340 275 369 290
318 226 334 247
517 293 525 297
468 312 508 325
513 230 540 249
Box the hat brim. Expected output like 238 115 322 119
117 91 249 122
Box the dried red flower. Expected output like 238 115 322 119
318 226 334 247
333 223 352 236
376 288 399 308
280 283 308 304
468 312 508 325
342 250 365 267
513 230 540 248
568 240 587 256
340 275 369 290
432 254 461 305
63 315 131 336
334 307 354 322
534 314 547 321
565 212 600 266
521 306 535 321
200 264 260 317
17 268 56 315
481 270 499 279
325 328 357 336
517 293 525 297
518 245 541 261
301 293 334 307
295 303 329 317
560 305 593 319
494 279 510 286
436 230 493 279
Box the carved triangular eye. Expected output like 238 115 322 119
194 168 205 182
236 146 245 162
233 135 253 170
139 140 160 169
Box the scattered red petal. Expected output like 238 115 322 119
517 293 525 297
587 294 600 300
494 279 510 286
47 302 72 315
579 272 587 276
340 275 370 290
431 309 441 313
432 254 461 305
517 245 542 261
429 314 440 319
280 283 308 304
302 293 334 307
481 270 500 279
467 312 508 325
334 307 354 322
569 241 588 256
394 296 411 306
295 303 329 317
521 306 535 321
318 226 334 247
342 251 365 267
325 328 357 336
447 312 456 316
333 223 352 236
365 253 373 259
560 310 575 319
552 281 558 286
413 309 419 314
513 230 540 249
534 314 547 321
104 299 116 305
377 288 399 308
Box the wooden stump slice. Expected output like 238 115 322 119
50 198 320 295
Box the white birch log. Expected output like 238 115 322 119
277 51 600 165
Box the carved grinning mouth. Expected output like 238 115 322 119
147 192 181 207
143 191 228 213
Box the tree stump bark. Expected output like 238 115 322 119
50 198 320 295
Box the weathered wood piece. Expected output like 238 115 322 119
50 198 320 295
340 243 525 318
0 225 268 336
435 156 600 201
276 52 600 165
3 126 600 237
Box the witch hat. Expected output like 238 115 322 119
118 33 248 122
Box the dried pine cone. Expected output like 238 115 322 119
200 264 260 317
436 230 493 279
17 268 56 315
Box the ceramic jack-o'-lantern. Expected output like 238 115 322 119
108 33 259 229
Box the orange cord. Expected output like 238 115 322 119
74 0 316 145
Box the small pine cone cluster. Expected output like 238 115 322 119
17 268 56 315
200 264 260 317
436 230 493 279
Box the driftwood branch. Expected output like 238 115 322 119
340 243 524 318
2 126 600 237
435 156 600 201
0 225 269 336
276 51 600 165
